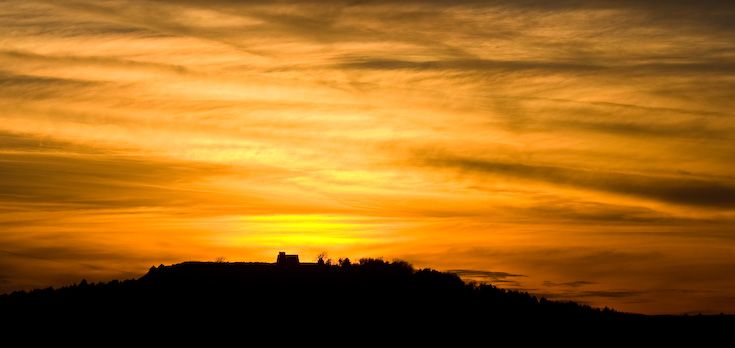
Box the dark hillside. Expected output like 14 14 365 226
2 258 733 341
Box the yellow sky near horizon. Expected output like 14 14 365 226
1 0 734 315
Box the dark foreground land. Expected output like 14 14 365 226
2 258 733 341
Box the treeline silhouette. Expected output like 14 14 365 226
2 257 733 340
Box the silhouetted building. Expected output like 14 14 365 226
276 252 299 266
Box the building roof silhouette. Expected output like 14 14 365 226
276 252 299 266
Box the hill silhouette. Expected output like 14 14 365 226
2 256 733 342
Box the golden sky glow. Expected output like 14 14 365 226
1 0 734 315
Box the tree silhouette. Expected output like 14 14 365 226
316 252 328 265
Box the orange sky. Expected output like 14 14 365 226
1 0 734 315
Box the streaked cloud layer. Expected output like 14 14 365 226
1 0 734 315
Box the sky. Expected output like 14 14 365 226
1 0 734 315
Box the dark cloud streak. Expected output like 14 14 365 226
423 155 735 209
337 58 604 73
337 58 735 79
447 269 526 284
543 280 595 287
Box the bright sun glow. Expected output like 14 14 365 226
230 215 388 247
